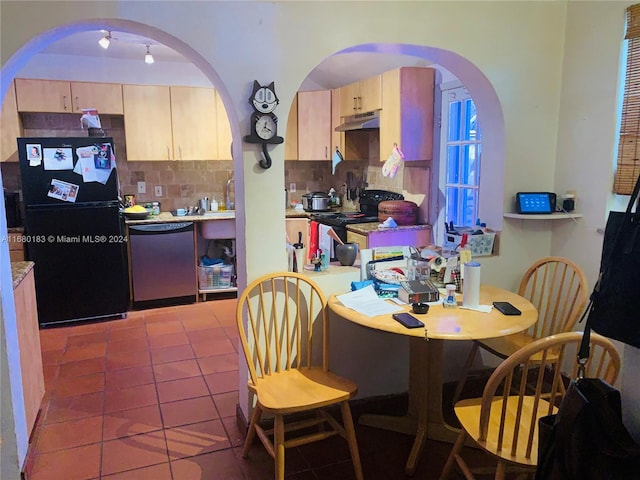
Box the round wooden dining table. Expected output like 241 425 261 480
327 284 538 476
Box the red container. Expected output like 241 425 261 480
378 200 418 226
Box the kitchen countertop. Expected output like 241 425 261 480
347 223 432 235
125 211 235 225
11 261 34 290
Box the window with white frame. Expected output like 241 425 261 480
440 86 482 228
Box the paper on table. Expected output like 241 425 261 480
336 285 404 317
459 304 493 313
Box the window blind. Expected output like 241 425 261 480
614 4 640 194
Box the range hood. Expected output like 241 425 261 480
335 110 380 132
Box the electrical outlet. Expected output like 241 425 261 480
137 181 146 194
154 186 162 197
289 183 296 192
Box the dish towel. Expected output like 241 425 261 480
332 147 344 175
318 224 335 259
382 144 404 178
308 221 319 262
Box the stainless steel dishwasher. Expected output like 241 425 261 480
128 222 196 303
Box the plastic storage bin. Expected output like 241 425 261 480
198 264 234 289
443 230 496 257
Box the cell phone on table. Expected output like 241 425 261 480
493 301 522 316
392 312 425 329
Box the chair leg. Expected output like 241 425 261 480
452 342 479 405
274 414 285 480
243 403 263 457
440 428 467 479
495 460 506 480
340 401 364 480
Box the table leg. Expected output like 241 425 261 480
358 337 430 475
357 337 461 475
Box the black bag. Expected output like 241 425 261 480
536 332 640 479
536 378 640 479
586 173 640 348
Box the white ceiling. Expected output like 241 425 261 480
38 30 448 91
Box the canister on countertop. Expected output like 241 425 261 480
152 202 160 215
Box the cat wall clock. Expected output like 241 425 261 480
243 80 284 169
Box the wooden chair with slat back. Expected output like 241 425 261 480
236 272 363 480
441 331 621 480
452 257 589 404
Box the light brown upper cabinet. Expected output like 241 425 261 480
1 80 22 162
284 94 298 160
69 81 123 114
15 78 123 114
338 74 382 117
123 84 174 161
170 86 217 161
297 90 332 161
123 84 218 161
380 67 435 162
215 90 233 160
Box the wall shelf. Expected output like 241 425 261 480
503 212 582 220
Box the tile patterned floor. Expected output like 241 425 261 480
28 299 498 480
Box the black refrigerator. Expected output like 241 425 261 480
18 137 129 327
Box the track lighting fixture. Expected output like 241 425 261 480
144 44 154 64
98 31 111 50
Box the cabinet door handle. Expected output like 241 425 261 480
75 96 80 111
353 97 357 111
63 96 68 111
357 96 362 110
325 146 328 159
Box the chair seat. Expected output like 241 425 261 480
454 396 557 467
251 367 358 414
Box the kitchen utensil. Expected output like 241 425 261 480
199 197 210 211
302 192 331 212
295 247 306 273
293 231 304 249
326 227 344 245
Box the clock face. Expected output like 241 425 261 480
256 115 276 140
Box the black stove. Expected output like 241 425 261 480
310 190 404 259
308 211 379 228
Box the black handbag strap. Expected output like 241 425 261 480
578 317 591 378
625 171 640 214
580 172 640 354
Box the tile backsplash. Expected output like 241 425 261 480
2 113 431 223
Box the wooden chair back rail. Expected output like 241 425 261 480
236 272 364 480
241 274 327 382
472 333 620 466
520 258 588 338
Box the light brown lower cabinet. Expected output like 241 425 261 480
13 266 45 437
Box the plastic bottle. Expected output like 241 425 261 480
210 196 218 211
443 284 457 308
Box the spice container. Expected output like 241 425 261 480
152 202 160 215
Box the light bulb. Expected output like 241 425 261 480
144 45 154 64
98 31 111 49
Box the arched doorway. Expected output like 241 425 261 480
0 19 243 469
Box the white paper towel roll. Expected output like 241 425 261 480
462 261 481 308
